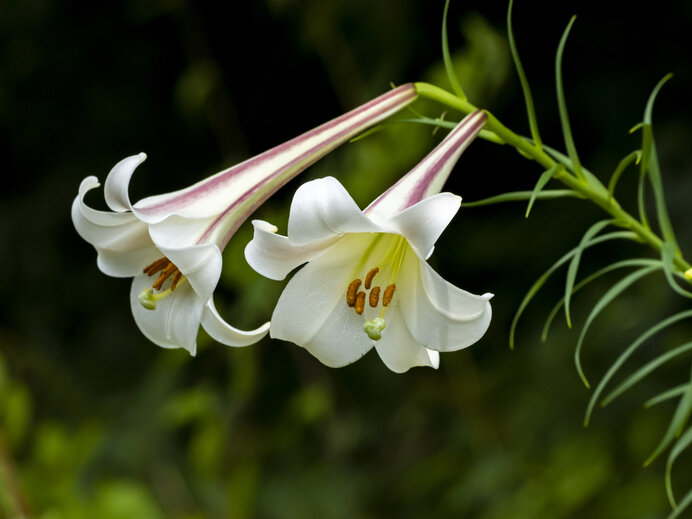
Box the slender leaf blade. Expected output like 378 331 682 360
575 265 661 388
565 220 614 329
603 341 692 407
507 0 542 149
555 16 584 181
442 0 466 100
464 190 582 208
510 231 639 350
542 258 661 343
585 308 692 425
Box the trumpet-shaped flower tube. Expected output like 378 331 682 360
245 111 493 372
72 84 417 355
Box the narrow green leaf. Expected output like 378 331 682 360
564 220 614 329
349 124 388 142
585 308 692 426
645 384 690 409
608 150 642 199
399 117 456 130
644 377 692 467
638 166 651 230
667 486 692 519
662 241 692 298
575 265 661 388
463 189 582 208
510 231 640 350
542 259 661 343
442 0 466 100
603 341 692 407
526 165 558 217
644 73 674 125
637 75 679 249
542 144 609 198
555 16 584 181
507 0 542 149
649 142 680 249
667 414 692 507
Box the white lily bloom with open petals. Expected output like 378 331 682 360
245 111 493 372
72 85 417 355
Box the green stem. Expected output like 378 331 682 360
414 82 692 275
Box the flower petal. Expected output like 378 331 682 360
201 298 270 347
366 111 486 217
157 243 222 307
385 193 460 259
374 307 440 373
129 274 203 355
287 177 379 245
96 247 161 278
104 153 147 212
270 234 374 367
398 253 492 352
133 85 417 223
72 176 158 277
147 214 218 249
245 220 336 280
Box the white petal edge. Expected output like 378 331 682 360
157 243 222 308
398 253 493 353
385 192 461 259
287 177 379 246
245 220 337 280
374 306 440 373
269 234 374 366
104 153 147 213
201 298 270 347
129 274 203 355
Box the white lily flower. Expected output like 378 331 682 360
245 111 493 372
71 84 417 355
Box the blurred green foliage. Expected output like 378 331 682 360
1 0 691 518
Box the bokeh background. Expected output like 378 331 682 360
2 1 692 517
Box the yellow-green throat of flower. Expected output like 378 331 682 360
138 257 187 310
345 234 407 341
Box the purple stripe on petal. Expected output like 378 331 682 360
366 110 486 215
193 88 418 246
136 84 417 216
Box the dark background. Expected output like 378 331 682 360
1 1 691 517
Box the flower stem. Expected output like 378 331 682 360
414 82 692 276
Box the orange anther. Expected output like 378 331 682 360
346 279 362 307
364 267 379 289
383 284 396 307
355 291 366 315
369 286 380 307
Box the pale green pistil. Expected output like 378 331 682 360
363 318 387 341
138 257 187 310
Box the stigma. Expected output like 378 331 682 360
138 257 186 310
345 266 396 341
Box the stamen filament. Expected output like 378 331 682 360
138 276 188 310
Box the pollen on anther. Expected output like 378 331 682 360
143 257 169 275
364 267 379 289
152 263 178 291
383 284 396 307
346 279 362 307
369 286 380 307
171 271 183 291
355 291 366 315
